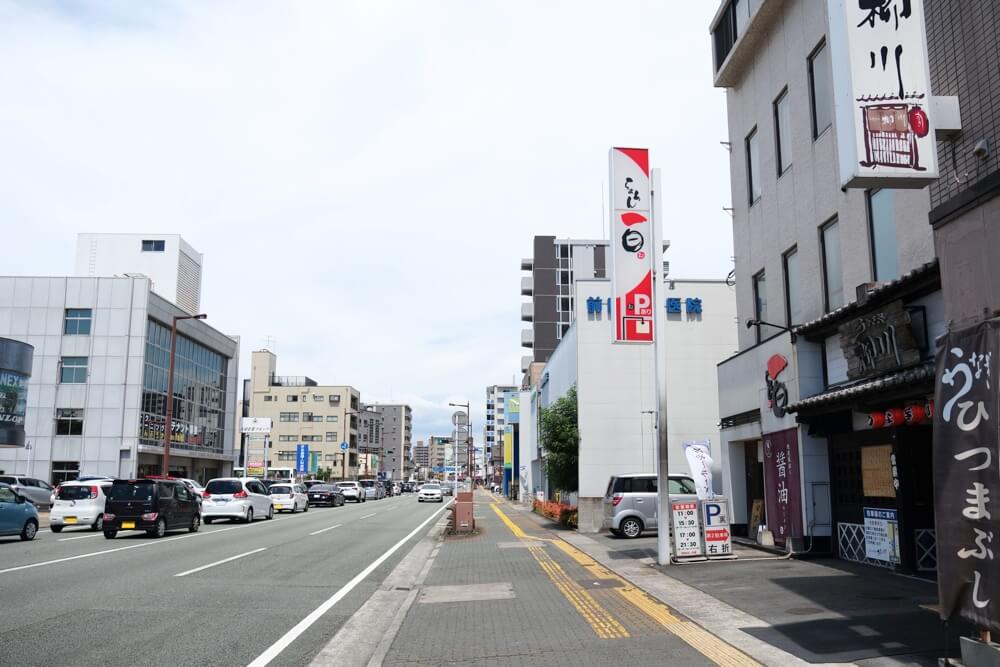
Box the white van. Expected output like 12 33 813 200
50 481 113 532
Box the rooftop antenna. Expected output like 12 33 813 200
263 335 276 352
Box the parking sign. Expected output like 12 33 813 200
702 498 734 559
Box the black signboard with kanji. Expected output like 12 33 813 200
934 318 1000 632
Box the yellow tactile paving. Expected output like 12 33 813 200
491 500 763 666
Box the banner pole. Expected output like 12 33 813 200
651 167 671 567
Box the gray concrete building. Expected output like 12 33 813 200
711 0 944 574
358 404 383 457
374 404 412 481
0 276 239 483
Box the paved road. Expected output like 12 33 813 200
0 494 451 667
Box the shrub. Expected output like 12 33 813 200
533 499 577 527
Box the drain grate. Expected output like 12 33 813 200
394 586 411 591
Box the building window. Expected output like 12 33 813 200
808 40 833 139
560 297 570 312
559 270 569 285
279 412 300 422
774 88 792 175
783 247 801 327
301 435 322 442
329 395 341 405
326 415 339 423
868 189 898 281
64 309 92 335
326 432 338 442
141 239 165 252
753 271 767 343
821 218 844 312
287 395 298 402
559 244 569 259
746 127 761 205
55 409 84 436
51 460 80 485
277 451 295 461
59 357 88 384
278 435 297 442
313 395 324 401
263 395 273 402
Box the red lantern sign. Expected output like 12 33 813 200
885 408 905 427
868 412 887 428
908 107 930 138
904 405 927 425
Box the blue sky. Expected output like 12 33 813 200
0 0 733 442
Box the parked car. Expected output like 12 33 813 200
603 473 697 539
307 484 345 507
103 478 201 539
175 478 205 497
441 484 454 496
380 480 395 497
50 481 113 532
0 482 39 540
270 483 309 513
0 475 55 509
359 479 383 500
418 483 443 503
201 478 274 523
337 481 365 503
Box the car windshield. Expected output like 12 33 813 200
270 485 293 495
205 480 243 494
58 485 97 500
423 484 441 490
108 481 154 501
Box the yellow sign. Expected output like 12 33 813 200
503 426 513 470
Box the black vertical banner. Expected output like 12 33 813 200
934 319 1000 631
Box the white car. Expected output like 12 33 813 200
269 483 309 513
201 478 274 523
175 478 205 497
50 481 113 532
418 484 444 503
337 481 365 503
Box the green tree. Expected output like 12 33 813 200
540 386 579 492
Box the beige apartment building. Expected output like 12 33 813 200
249 350 360 479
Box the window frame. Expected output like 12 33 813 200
820 217 844 313
867 188 898 282
745 126 761 206
55 408 84 436
808 40 833 139
141 239 166 252
773 87 792 176
63 309 93 336
59 356 88 384
782 246 800 328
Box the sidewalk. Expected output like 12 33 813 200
378 491 760 666
511 499 964 666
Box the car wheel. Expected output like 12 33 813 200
266 505 274 520
304 503 309 512
620 517 643 539
189 514 201 533
104 530 118 539
204 517 213 524
149 518 167 538
91 515 104 532
51 524 63 533
245 508 254 523
20 519 38 541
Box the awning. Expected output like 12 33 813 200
787 361 936 414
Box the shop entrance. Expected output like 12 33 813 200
744 440 765 537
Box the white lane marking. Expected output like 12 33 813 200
248 500 454 667
0 508 325 575
174 547 267 577
360 513 377 520
58 533 107 542
309 524 343 536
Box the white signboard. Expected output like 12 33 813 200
827 0 938 188
241 417 272 434
609 147 654 344
864 506 900 563
671 501 702 558
683 440 715 500
702 498 734 558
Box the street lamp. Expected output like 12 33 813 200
163 313 207 476
449 401 470 494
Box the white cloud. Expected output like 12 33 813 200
0 0 733 443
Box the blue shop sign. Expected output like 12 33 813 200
587 296 703 316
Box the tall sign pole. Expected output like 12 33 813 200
650 168 671 567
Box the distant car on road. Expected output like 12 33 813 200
103 478 201 539
302 479 325 489
270 483 309 513
307 484 345 507
359 479 383 500
201 478 274 524
0 475 55 509
50 481 113 532
603 473 697 539
0 482 39 541
441 485 454 497
337 481 365 503
418 483 443 503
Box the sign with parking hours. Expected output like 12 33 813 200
671 502 702 558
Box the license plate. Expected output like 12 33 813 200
214 498 227 503
275 504 284 509
64 517 78 524
122 521 135 529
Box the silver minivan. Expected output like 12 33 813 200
603 473 697 538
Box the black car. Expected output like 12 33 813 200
380 480 394 497
307 484 345 507
103 478 201 539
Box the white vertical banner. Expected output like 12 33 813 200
609 147 654 343
827 0 938 188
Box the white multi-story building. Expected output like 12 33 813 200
484 383 517 481
74 233 204 315
0 275 239 483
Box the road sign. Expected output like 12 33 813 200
452 411 468 427
702 498 734 559
340 442 349 451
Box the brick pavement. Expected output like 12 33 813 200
380 492 743 667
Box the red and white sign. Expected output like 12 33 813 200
609 147 654 343
702 498 734 558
